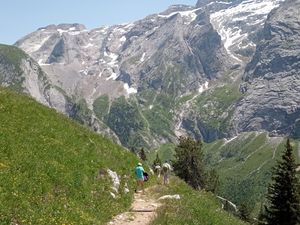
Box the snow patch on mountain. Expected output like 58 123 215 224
124 83 137 94
57 27 87 36
207 1 231 6
140 53 146 63
107 53 119 66
83 43 94 48
79 69 88 76
199 81 209 93
210 0 282 61
120 36 126 42
57 29 67 35
68 31 82 36
106 69 118 81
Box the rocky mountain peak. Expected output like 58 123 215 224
15 5 230 103
10 0 299 148
37 23 87 32
196 0 216 7
164 4 194 12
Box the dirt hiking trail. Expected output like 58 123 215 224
108 188 162 225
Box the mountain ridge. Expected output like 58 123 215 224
4 0 298 149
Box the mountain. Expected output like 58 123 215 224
0 44 121 144
199 0 283 62
11 0 298 149
0 44 61 108
14 5 234 148
15 9 230 100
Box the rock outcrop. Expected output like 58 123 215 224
0 44 67 111
233 0 300 137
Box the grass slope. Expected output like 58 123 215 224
194 84 243 131
203 132 299 214
0 88 253 225
0 44 27 68
150 177 247 225
0 88 140 224
0 44 28 92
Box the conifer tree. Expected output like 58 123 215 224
261 139 300 225
139 148 147 161
130 146 137 155
172 136 205 189
205 169 219 193
238 203 252 222
152 153 162 168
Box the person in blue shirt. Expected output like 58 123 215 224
135 162 145 194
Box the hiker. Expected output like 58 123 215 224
154 164 162 184
162 161 171 185
154 164 161 177
135 162 145 194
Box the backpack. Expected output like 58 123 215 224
143 172 149 181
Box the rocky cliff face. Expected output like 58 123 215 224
208 0 283 62
233 0 300 137
171 0 284 141
15 6 231 106
0 44 67 111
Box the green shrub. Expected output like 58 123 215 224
93 95 109 119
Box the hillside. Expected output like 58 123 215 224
0 44 65 110
0 44 122 144
151 178 247 225
203 133 299 213
0 88 139 224
0 88 249 224
148 132 300 216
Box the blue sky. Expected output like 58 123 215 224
1 0 196 45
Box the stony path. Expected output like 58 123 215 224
108 189 162 225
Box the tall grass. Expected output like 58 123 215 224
0 88 140 224
150 177 247 225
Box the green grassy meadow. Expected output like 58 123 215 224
0 88 140 224
150 177 247 225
